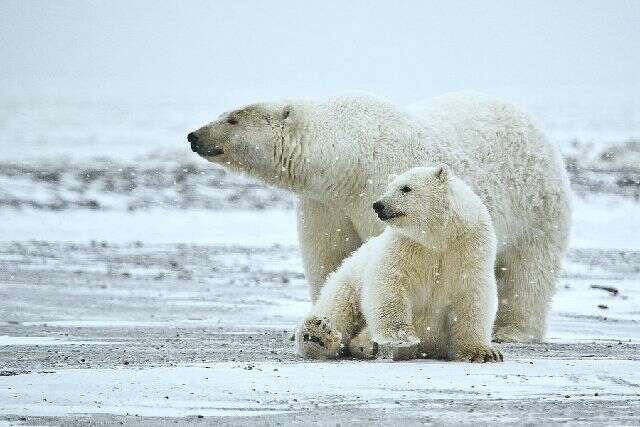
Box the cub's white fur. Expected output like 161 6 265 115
191 92 571 342
295 166 502 362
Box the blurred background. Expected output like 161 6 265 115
2 0 639 155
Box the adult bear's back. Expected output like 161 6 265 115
406 91 570 243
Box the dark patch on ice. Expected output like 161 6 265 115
0 158 294 212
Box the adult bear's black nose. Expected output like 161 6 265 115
372 201 385 214
188 132 201 152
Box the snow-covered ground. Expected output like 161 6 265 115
1 100 639 425
2 360 639 419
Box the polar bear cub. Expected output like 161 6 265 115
296 165 503 362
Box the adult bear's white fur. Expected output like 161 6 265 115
190 92 571 342
296 165 502 362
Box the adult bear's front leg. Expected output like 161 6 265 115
296 198 362 302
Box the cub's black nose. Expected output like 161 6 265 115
372 201 384 214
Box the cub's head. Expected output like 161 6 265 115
373 165 453 238
187 103 300 183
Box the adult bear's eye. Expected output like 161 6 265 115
227 117 238 125
400 185 412 193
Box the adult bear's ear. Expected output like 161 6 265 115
435 164 450 183
282 105 293 121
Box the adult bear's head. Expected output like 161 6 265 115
188 102 308 189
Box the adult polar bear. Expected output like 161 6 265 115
188 92 571 342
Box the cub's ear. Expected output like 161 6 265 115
435 164 451 183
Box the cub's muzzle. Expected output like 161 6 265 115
372 200 404 221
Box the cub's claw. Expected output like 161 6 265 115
457 346 504 363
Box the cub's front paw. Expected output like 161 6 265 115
375 331 421 361
296 316 343 359
456 346 504 363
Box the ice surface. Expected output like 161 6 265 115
0 209 298 246
2 195 639 250
0 336 122 346
1 359 639 418
570 195 640 250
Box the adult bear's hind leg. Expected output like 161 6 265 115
493 237 565 343
297 198 362 302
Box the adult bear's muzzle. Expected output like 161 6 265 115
188 132 223 156
188 132 201 152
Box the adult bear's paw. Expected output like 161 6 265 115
296 316 344 359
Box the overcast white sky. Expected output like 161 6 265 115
1 0 639 105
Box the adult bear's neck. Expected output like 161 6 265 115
250 108 369 203
248 96 418 203
290 114 370 203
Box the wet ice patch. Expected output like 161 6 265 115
0 336 121 346
20 320 220 328
0 404 289 418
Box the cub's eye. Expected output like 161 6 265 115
400 185 412 193
227 117 238 125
